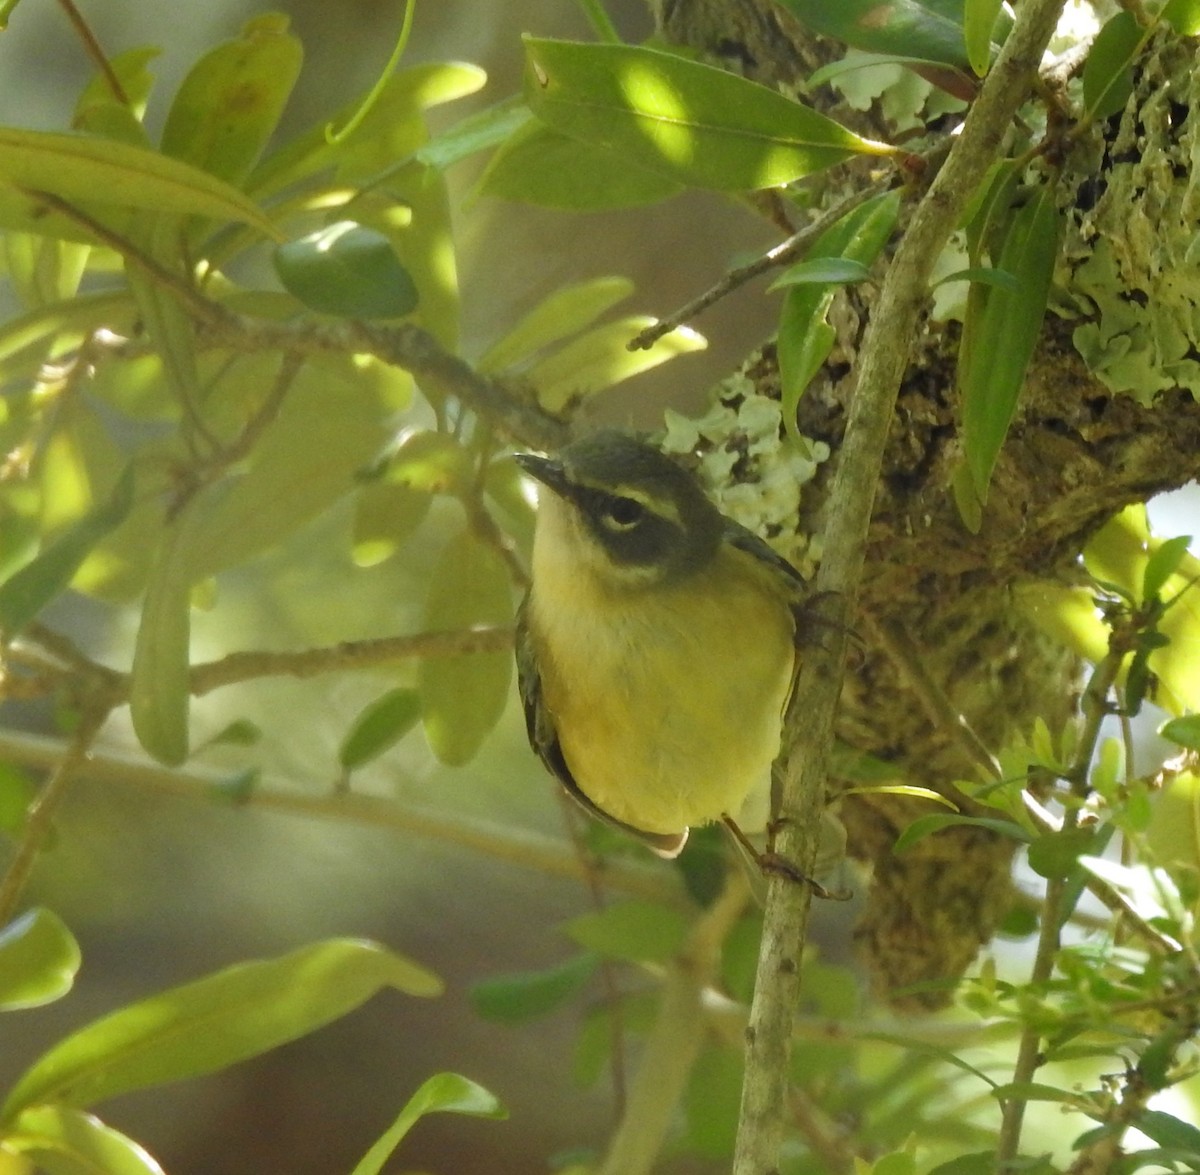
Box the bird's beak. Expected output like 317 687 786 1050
514 452 571 499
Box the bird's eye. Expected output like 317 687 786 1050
601 495 645 530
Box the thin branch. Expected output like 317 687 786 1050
733 2 1070 1171
189 625 515 696
997 644 1123 1165
0 728 688 907
628 182 888 352
57 0 128 108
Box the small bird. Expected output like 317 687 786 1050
514 429 808 859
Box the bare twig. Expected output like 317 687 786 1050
57 0 128 108
733 2 1071 1171
188 626 514 696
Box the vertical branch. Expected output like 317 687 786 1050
732 2 1070 1171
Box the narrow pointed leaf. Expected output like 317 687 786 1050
479 275 634 373
2 939 441 1117
524 38 892 193
339 688 423 770
0 128 278 237
0 909 81 1011
777 191 899 434
350 1073 506 1175
959 185 1061 507
963 0 1004 75
0 465 134 635
1082 12 1143 121
530 316 705 412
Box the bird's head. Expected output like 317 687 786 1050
516 430 723 588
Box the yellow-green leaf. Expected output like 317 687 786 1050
161 13 303 186
7 1106 164 1175
530 316 705 412
479 275 634 374
2 939 441 1118
0 909 81 1011
419 528 514 766
524 37 893 193
0 127 279 238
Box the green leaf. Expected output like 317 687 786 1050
777 191 900 433
768 257 871 288
1159 713 1200 750
523 37 892 193
416 95 532 172
1162 0 1200 35
418 528 514 766
893 813 1030 853
249 61 486 196
958 185 1061 509
1133 1109 1200 1152
683 1045 742 1159
529 316 705 412
273 222 419 319
778 0 979 68
0 909 81 1011
470 953 598 1024
933 265 1019 292
339 688 423 771
160 13 303 186
563 900 689 964
1026 827 1098 880
1082 12 1144 121
479 275 634 373
477 118 684 209
0 127 279 238
1141 533 1192 603
350 1072 506 1175
0 763 36 836
0 465 134 636
180 355 395 581
963 0 1004 75
6 1105 165 1175
128 521 193 766
2 939 441 1118
351 481 432 566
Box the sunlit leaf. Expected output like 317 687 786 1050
529 316 705 412
350 1073 506 1175
524 38 892 193
963 0 1005 75
416 95 532 171
0 909 80 1011
6 1105 164 1175
479 275 634 373
0 128 278 238
1162 0 1200 34
769 257 871 288
477 118 684 209
351 480 432 566
1159 714 1200 750
1141 533 1192 603
2 939 441 1117
161 13 303 186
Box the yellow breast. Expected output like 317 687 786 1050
528 512 795 839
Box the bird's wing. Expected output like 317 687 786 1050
515 594 688 858
721 520 808 596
